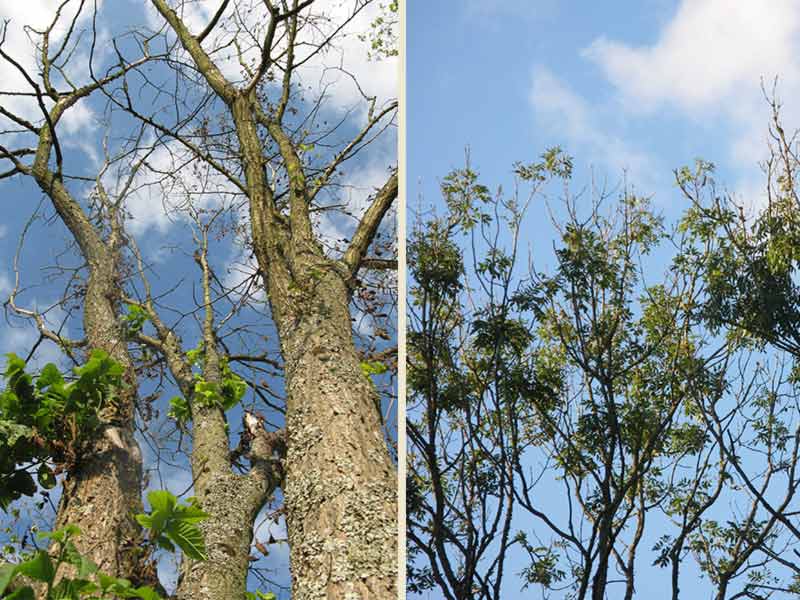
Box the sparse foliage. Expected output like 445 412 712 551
409 137 800 600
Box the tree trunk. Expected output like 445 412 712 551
591 520 612 600
31 167 150 584
175 418 283 600
139 7 399 594
53 425 144 579
170 246 284 600
228 89 397 597
176 464 270 600
53 259 149 583
275 270 397 600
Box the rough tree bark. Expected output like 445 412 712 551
275 261 397 600
19 102 147 582
147 2 399 597
132 227 285 600
34 173 147 583
0 13 155 582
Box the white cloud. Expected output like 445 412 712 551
583 0 800 170
297 1 398 109
123 176 177 235
221 248 265 301
584 1 800 113
0 3 103 138
529 67 658 189
144 0 397 110
124 2 397 239
314 154 395 253
119 139 233 235
60 101 95 136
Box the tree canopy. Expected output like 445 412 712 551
408 122 800 599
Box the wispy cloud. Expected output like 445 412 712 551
529 66 659 190
523 0 800 212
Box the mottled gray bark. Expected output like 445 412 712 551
176 422 283 600
30 160 149 583
135 231 284 600
143 3 399 597
275 270 397 599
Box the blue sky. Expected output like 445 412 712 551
408 1 800 598
408 0 800 219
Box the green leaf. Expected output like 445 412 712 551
122 305 149 336
3 354 26 379
0 562 19 595
4 586 35 599
132 586 163 600
186 344 204 367
73 349 124 382
166 519 207 561
167 396 191 423
138 490 208 560
155 535 175 553
50 576 99 599
36 364 64 390
0 421 32 447
360 360 388 377
0 352 125 492
135 514 153 529
246 592 276 600
37 525 80 544
97 572 117 591
7 471 36 500
16 550 55 583
146 490 177 516
172 502 210 525
105 576 133 592
37 463 57 490
62 541 98 578
219 369 246 410
143 490 176 534
193 379 221 406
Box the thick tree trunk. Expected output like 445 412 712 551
53 424 144 578
129 4 399 595
31 165 150 584
142 8 398 593
52 262 150 583
275 271 397 600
